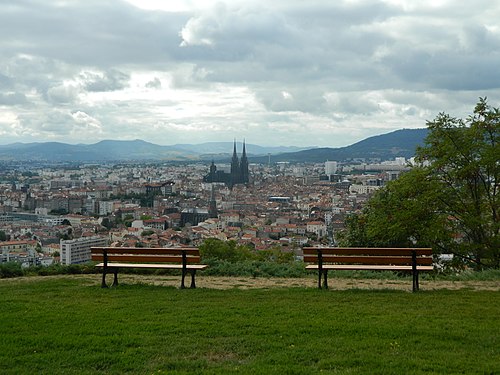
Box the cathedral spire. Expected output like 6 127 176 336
242 139 247 158
240 139 249 184
230 139 240 188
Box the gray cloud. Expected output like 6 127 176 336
80 70 130 92
0 92 29 105
0 0 499 147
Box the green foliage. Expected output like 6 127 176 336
416 97 499 268
0 230 7 241
61 219 71 226
0 278 498 374
199 238 255 262
100 217 112 230
50 208 68 215
202 258 306 278
123 214 134 227
338 168 450 248
339 98 499 269
0 262 23 278
198 239 302 277
255 247 296 263
141 229 155 237
0 263 97 278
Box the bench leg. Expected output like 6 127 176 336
111 269 119 287
317 270 328 289
101 270 108 288
181 269 187 289
190 270 197 289
412 270 419 292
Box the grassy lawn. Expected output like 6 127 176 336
0 276 498 374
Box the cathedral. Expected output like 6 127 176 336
203 140 249 188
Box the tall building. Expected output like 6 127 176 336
60 236 108 265
208 185 218 218
325 161 338 176
203 140 250 188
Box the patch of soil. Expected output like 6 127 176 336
93 274 500 291
2 274 499 291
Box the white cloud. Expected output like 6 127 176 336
0 0 499 147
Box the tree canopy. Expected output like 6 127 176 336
338 98 499 269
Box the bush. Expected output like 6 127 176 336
0 262 23 278
199 239 255 263
201 258 307 278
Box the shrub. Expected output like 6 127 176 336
0 262 23 278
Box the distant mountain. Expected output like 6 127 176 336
0 129 428 162
0 140 191 162
173 142 310 156
249 129 429 163
0 140 314 162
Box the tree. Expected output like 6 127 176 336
338 168 448 248
416 98 499 268
199 238 254 262
338 98 499 269
100 217 112 230
61 219 72 226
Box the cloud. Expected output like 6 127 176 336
1 0 499 147
80 70 130 92
0 92 29 105
46 84 80 104
145 77 162 89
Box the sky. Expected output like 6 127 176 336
1 0 499 147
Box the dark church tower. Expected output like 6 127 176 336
203 140 249 188
230 139 240 187
240 140 249 184
208 185 218 218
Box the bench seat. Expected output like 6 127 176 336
91 247 207 289
303 247 434 291
306 264 434 271
95 262 208 270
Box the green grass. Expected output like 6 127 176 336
0 276 498 374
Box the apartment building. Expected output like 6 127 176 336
60 236 108 265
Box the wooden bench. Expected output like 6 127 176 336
303 247 433 292
91 247 208 289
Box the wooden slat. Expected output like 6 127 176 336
92 254 201 263
95 262 208 270
91 247 199 255
321 255 431 265
303 255 432 265
303 247 432 256
306 264 434 271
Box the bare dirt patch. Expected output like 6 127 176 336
92 274 500 291
2 274 498 291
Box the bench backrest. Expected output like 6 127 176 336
91 247 201 265
302 247 433 266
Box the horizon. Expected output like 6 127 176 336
0 127 427 149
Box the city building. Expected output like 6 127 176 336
180 208 209 227
60 236 108 265
203 140 250 188
325 161 338 177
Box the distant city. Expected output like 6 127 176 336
0 129 422 267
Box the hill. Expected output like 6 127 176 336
0 129 428 162
249 128 428 163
